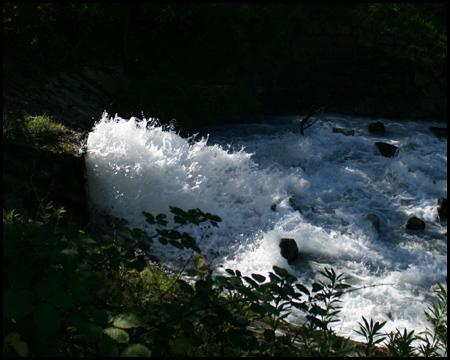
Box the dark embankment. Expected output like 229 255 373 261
3 4 447 133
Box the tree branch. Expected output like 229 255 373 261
300 105 327 136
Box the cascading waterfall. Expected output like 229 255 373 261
85 112 446 342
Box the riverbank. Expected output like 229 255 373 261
4 4 447 133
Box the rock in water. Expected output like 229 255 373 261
332 127 355 136
368 122 385 135
366 213 381 233
375 142 398 158
406 216 425 230
279 238 299 263
437 198 447 223
429 126 447 138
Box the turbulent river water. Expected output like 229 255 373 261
85 112 447 341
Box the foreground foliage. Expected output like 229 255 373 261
3 206 447 356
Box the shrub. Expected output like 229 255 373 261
3 205 447 356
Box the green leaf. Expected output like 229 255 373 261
143 211 156 224
104 327 129 344
225 269 235 276
312 283 324 293
177 280 194 295
186 268 199 277
83 322 104 342
68 278 90 302
292 300 308 311
33 303 61 332
121 343 152 357
99 336 119 357
36 277 59 299
243 276 259 288
156 213 168 226
255 290 273 302
264 329 276 342
4 332 29 357
113 313 142 329
206 213 222 222
295 283 310 295
62 249 79 274
167 230 182 240
307 315 327 330
170 206 187 217
229 276 243 287
169 239 184 249
158 237 168 245
195 280 213 297
48 290 76 308
8 270 30 289
3 289 36 319
310 304 328 316
134 255 148 272
169 337 193 355
194 256 205 269
273 265 290 278
251 273 266 283
86 305 109 325
250 302 269 316
174 215 188 224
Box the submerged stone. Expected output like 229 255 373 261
279 238 299 263
366 213 381 233
437 198 447 223
375 142 398 157
406 216 425 230
368 122 385 135
332 127 355 136
429 126 447 138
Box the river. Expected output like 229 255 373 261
85 112 447 342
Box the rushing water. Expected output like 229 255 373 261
85 112 447 341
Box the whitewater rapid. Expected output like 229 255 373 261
85 112 447 341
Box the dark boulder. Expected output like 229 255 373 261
366 213 381 233
437 198 447 223
279 238 299 263
406 216 425 230
368 122 385 135
375 142 398 158
429 126 447 138
332 127 355 136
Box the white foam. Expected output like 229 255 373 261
86 112 447 341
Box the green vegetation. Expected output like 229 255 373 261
3 113 66 143
3 204 447 357
3 114 82 156
23 114 66 141
355 3 447 63
3 4 446 128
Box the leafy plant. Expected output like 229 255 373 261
416 282 447 356
3 204 447 356
354 317 387 356
385 328 416 357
